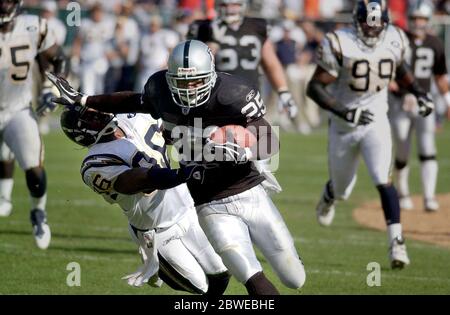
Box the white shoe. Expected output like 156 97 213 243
30 209 51 250
0 199 12 217
425 198 439 212
316 194 335 227
389 236 410 269
399 196 413 211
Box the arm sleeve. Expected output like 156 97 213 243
86 92 145 114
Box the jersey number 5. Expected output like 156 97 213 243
0 45 31 82
349 59 393 92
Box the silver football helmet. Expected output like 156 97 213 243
0 0 22 26
408 0 433 37
166 40 217 111
215 0 247 25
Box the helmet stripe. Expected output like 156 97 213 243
183 40 191 68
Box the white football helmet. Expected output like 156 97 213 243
166 40 217 111
216 0 247 25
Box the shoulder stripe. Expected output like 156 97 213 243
326 32 343 67
81 154 129 178
392 26 407 57
38 17 48 50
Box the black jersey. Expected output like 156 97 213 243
406 32 447 93
142 71 266 206
188 17 268 86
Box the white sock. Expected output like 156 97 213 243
0 178 14 202
387 223 402 245
421 160 438 200
31 193 47 211
395 166 410 198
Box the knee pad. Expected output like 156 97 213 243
25 168 47 198
0 160 15 178
205 271 231 296
395 159 408 170
419 155 437 163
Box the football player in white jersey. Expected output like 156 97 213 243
59 106 230 294
0 0 66 249
307 0 434 269
389 1 450 212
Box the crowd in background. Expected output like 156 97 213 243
23 0 450 132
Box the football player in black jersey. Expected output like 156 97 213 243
188 0 294 196
187 0 298 122
389 1 450 212
47 40 306 295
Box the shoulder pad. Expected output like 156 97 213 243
325 32 343 67
216 74 264 123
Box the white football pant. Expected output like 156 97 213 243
196 184 305 289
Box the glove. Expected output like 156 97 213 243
278 90 298 119
36 88 57 116
46 72 86 107
209 140 252 164
340 107 374 126
417 94 434 117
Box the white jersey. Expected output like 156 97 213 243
318 25 409 130
81 114 194 230
0 14 56 113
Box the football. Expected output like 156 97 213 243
209 125 257 147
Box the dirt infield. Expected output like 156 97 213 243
353 194 450 248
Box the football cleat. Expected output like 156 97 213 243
30 209 51 250
0 198 12 217
424 198 439 212
399 196 413 211
389 236 410 269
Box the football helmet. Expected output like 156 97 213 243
60 106 118 147
215 0 247 25
0 0 22 26
353 0 389 47
408 0 433 37
166 40 217 111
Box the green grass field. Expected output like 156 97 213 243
1 120 450 295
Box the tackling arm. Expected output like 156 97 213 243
113 167 188 195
